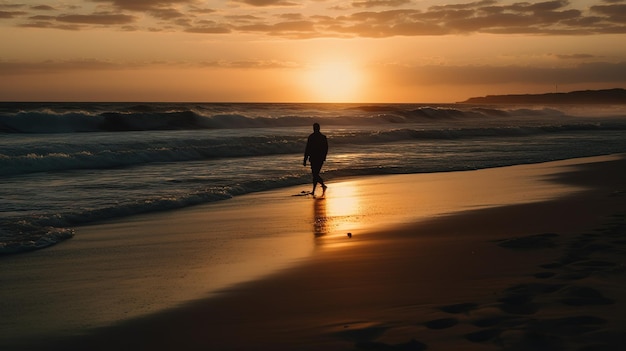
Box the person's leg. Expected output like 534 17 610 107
311 162 323 194
311 162 326 195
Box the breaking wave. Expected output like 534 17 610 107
2 122 625 177
0 102 568 133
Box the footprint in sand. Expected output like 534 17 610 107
533 271 556 279
556 271 590 280
505 282 566 294
497 283 565 315
354 339 427 351
573 259 618 268
558 286 615 306
438 302 478 314
471 315 529 328
540 262 563 269
496 233 559 250
498 315 608 350
424 318 458 330
335 322 428 351
465 328 503 343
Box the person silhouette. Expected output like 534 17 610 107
303 123 328 196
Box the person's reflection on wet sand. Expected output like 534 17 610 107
313 198 328 237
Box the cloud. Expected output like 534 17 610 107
18 21 83 30
590 3 626 22
91 0 195 12
188 6 216 15
383 61 626 86
236 20 317 38
554 53 597 59
83 0 225 33
0 59 126 75
199 59 299 69
5 58 624 91
149 7 186 20
31 5 56 11
316 0 626 37
429 0 497 11
4 0 626 37
290 1 608 38
376 1 576 35
91 0 200 22
230 0 299 6
0 58 297 76
352 0 412 8
185 23 232 33
0 3 26 9
56 13 137 25
29 15 56 21
0 10 27 19
278 13 304 20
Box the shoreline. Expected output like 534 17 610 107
2 154 625 350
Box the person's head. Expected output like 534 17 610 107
313 123 320 132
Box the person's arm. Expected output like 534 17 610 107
303 137 310 166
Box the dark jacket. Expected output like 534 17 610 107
304 131 328 164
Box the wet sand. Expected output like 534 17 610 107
2 154 625 350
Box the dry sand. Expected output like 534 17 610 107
1 154 625 350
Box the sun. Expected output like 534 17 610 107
304 61 364 102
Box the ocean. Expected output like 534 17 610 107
1 102 625 255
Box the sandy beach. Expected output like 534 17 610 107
2 154 625 351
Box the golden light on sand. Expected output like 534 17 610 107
305 61 364 102
325 182 360 219
319 182 364 248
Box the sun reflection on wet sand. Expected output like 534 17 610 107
310 158 591 249
312 181 365 248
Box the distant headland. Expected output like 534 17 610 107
460 88 626 104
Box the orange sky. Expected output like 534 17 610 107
1 0 625 102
